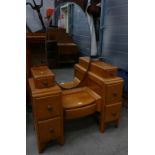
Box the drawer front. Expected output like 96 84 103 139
35 77 54 89
106 82 123 105
79 58 89 69
34 95 61 121
105 70 117 78
38 117 61 143
105 103 121 122
65 103 96 119
90 64 117 78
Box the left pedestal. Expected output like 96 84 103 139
28 78 64 153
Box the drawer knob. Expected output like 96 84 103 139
49 128 54 133
112 112 117 117
42 81 48 86
113 92 117 97
110 73 114 76
47 105 53 112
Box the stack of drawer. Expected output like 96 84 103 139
28 66 64 153
103 78 123 127
90 60 123 126
79 57 123 130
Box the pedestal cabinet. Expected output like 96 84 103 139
103 78 123 127
79 57 123 131
28 78 64 153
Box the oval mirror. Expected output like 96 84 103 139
46 2 92 88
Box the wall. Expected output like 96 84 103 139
26 0 54 32
101 0 128 70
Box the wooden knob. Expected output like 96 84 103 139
112 112 117 117
113 92 117 97
47 105 52 112
110 73 114 76
49 128 54 133
42 81 48 86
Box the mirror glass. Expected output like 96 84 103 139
46 2 91 84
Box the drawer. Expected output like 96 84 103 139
38 117 61 143
79 57 90 69
35 77 54 89
34 95 61 121
106 82 123 105
65 103 96 119
90 65 117 78
90 61 118 78
105 70 117 78
31 66 55 89
105 103 121 122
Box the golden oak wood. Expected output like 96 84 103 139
29 79 64 153
79 57 90 69
34 95 61 121
59 77 80 88
62 87 96 109
106 83 123 105
31 66 55 89
105 103 121 123
64 103 96 119
37 117 62 143
28 57 123 153
90 61 118 78
71 57 123 132
62 87 102 120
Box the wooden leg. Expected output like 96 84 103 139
115 119 120 128
38 142 45 154
99 112 105 133
57 136 64 145
99 122 105 133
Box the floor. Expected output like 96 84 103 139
26 67 128 155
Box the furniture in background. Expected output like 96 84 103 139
26 32 47 67
46 27 79 67
28 57 123 153
46 40 58 68
26 32 47 106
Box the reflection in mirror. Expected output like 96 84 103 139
46 2 92 87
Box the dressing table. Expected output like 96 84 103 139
28 57 123 153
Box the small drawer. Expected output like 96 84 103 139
105 103 121 122
38 117 61 143
31 66 55 89
34 95 61 121
105 70 117 78
90 62 117 78
106 82 123 105
35 77 54 89
79 57 90 69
